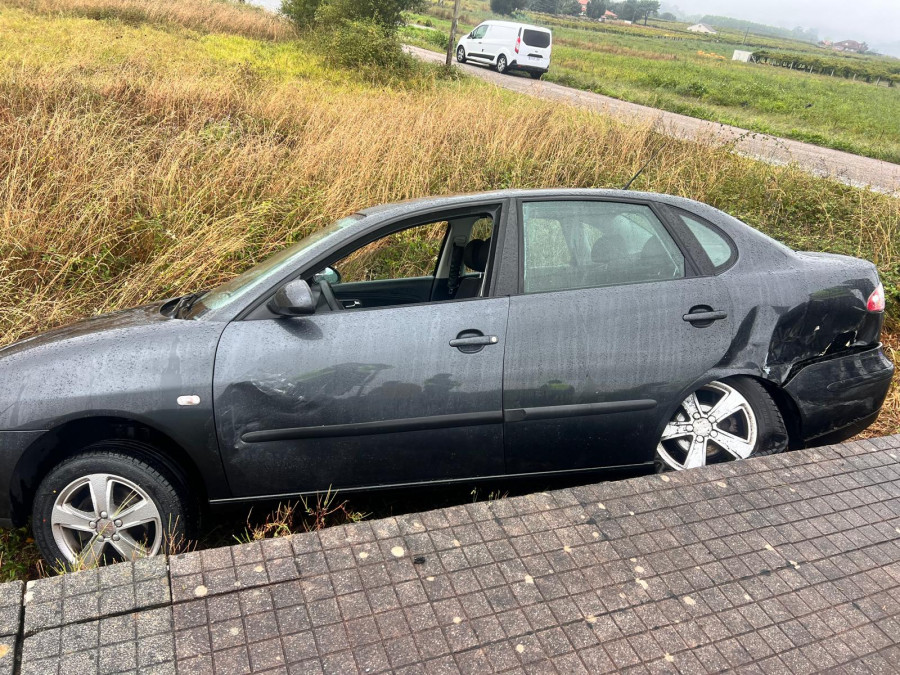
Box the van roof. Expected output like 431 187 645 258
481 20 551 33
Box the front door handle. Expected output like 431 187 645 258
449 335 498 348
683 309 728 324
341 299 361 309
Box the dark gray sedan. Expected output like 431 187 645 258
0 189 892 565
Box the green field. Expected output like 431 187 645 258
404 1 900 164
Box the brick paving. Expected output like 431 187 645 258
3 434 900 673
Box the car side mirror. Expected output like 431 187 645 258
267 279 316 316
313 266 341 285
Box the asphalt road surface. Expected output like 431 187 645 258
405 45 900 196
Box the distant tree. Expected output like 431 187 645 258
490 0 519 14
635 0 659 24
585 0 606 18
659 11 675 20
609 0 638 21
281 0 320 28
282 0 424 29
561 0 583 16
531 0 561 13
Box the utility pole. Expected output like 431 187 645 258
445 0 462 66
742 26 749 45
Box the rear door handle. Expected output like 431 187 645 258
683 310 728 324
449 335 498 348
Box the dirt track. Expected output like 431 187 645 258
405 45 900 196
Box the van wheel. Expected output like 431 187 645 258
495 54 508 74
456 46 466 63
530 71 543 80
32 442 192 567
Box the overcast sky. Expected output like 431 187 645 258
668 0 900 52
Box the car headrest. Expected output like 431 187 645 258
591 233 625 264
464 238 491 272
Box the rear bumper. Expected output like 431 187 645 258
509 60 548 74
784 344 894 446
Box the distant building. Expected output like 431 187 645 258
602 9 617 20
732 49 753 62
687 23 717 34
831 39 868 53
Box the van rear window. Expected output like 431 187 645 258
523 29 551 48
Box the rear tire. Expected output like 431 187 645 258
530 71 543 80
495 54 508 74
456 46 466 63
32 442 192 567
655 377 787 472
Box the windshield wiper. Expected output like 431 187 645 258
172 292 203 319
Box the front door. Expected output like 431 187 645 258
502 198 734 473
213 211 508 498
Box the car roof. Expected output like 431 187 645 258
480 20 551 32
358 188 695 218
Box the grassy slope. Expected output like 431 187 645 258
406 1 900 164
0 0 896 579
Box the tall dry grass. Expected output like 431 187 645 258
2 0 294 39
0 0 896 433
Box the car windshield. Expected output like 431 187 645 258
186 214 364 317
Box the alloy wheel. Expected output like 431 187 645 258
657 381 758 471
456 46 465 63
496 55 507 73
50 473 163 564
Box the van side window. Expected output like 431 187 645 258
470 25 487 39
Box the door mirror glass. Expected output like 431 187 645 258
267 279 316 316
313 266 341 285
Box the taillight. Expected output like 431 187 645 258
515 36 520 54
867 282 885 312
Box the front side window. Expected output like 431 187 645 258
470 25 488 39
522 201 685 294
336 221 448 283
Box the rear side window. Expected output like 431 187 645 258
522 29 551 48
521 201 685 294
678 214 734 270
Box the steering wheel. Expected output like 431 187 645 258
318 279 343 312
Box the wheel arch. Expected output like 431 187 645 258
9 416 207 527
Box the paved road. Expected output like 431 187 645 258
7 434 900 673
406 45 900 196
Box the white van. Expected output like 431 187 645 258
456 20 552 79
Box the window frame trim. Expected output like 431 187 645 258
514 196 702 296
662 205 739 276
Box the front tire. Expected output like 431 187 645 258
32 443 190 567
655 378 787 472
456 46 466 63
495 54 508 74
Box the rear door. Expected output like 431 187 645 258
520 27 552 70
502 198 734 473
